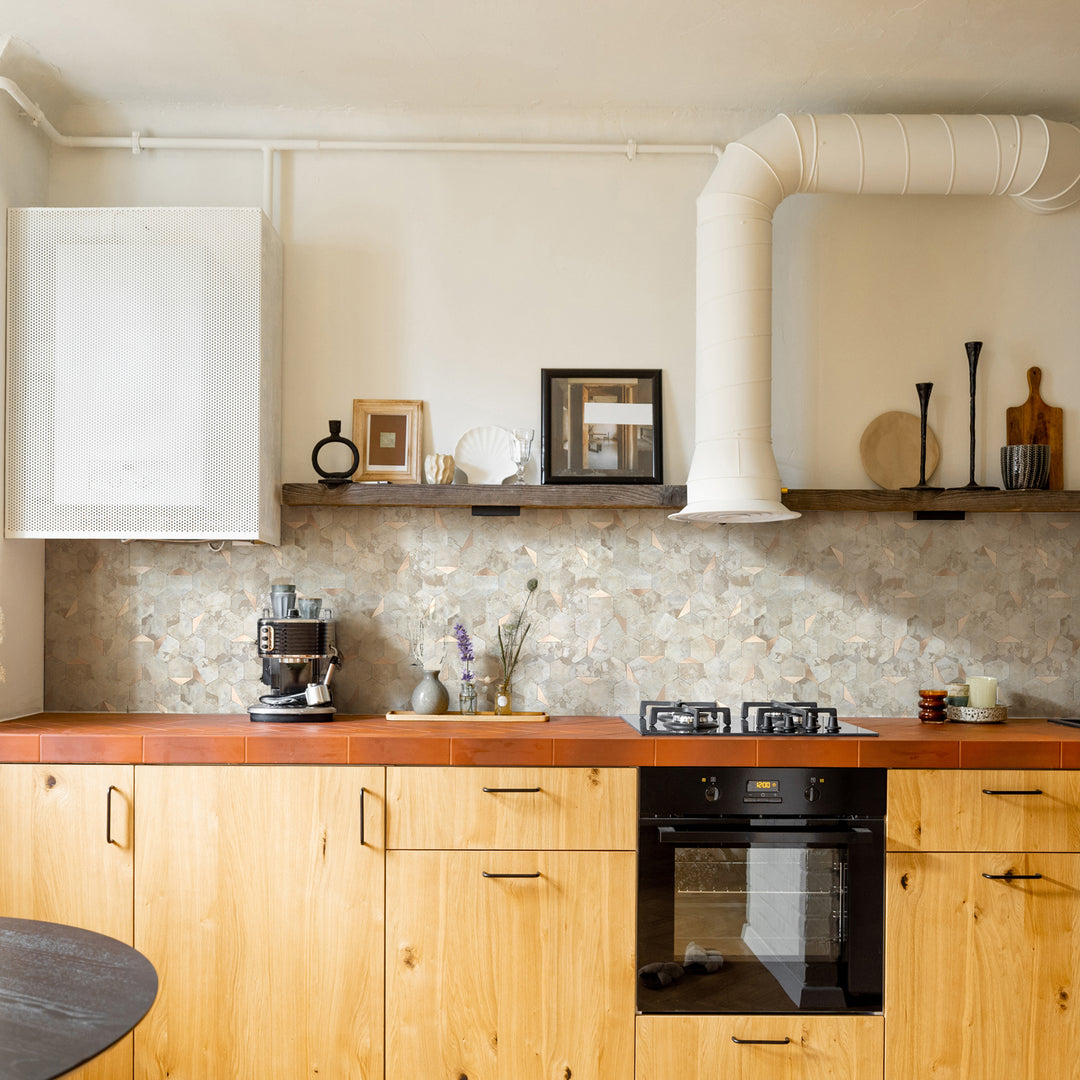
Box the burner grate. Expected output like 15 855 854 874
624 699 876 736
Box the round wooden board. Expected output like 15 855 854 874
859 411 941 489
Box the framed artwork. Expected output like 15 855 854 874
351 399 423 483
540 369 663 484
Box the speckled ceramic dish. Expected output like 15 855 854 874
947 704 1007 724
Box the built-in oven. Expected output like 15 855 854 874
637 766 885 1014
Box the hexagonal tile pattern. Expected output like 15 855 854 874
41 508 1080 718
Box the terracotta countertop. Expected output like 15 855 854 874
2 712 1079 768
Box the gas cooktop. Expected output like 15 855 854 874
621 700 878 737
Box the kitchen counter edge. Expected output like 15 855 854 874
1 713 1078 768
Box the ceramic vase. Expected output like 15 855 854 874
410 669 449 714
424 453 455 485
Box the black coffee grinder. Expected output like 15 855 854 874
248 584 341 722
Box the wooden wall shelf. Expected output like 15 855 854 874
282 483 1080 515
282 482 687 509
782 489 1080 514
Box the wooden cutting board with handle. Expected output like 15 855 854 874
1006 366 1063 489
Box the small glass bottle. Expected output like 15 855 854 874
494 680 513 716
460 681 478 715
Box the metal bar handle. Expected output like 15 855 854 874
658 826 873 846
731 1036 791 1045
982 872 1044 881
482 786 541 793
360 786 365 847
106 785 119 846
982 788 1043 796
482 871 542 879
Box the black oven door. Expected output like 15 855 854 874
636 818 883 1014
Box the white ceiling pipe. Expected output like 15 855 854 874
671 113 1080 525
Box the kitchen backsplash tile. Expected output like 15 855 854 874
44 508 1080 718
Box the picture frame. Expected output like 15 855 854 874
351 399 423 483
540 368 663 484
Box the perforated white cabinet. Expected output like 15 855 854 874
5 207 282 541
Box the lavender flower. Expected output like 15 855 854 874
453 622 475 682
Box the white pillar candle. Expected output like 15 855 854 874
967 676 998 708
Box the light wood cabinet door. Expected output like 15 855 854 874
386 849 636 1080
0 763 135 1080
636 1015 884 1080
887 769 1080 852
885 851 1080 1079
134 765 384 1080
387 766 636 850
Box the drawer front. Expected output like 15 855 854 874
387 766 636 849
636 1015 884 1080
888 770 1080 852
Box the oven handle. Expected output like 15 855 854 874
656 826 874 846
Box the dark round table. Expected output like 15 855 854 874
0 917 158 1080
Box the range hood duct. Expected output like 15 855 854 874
671 113 1080 524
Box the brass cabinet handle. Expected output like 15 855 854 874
106 785 119 846
482 871 541 879
482 786 541 793
982 872 1044 881
731 1036 791 1045
982 788 1043 796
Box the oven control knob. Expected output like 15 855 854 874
804 784 821 803
704 784 721 803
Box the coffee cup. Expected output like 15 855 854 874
270 583 297 618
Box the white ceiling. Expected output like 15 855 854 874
4 0 1080 132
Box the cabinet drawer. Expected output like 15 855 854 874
636 1015 883 1080
888 770 1080 852
387 766 636 849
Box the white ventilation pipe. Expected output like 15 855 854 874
671 113 1080 524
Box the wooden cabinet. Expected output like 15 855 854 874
133 765 384 1079
887 769 1080 852
386 766 637 1080
388 765 636 849
0 763 135 1080
885 769 1080 1080
636 1015 884 1080
885 851 1080 1078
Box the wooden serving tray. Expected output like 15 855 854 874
386 710 549 722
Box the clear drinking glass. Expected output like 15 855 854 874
511 428 534 485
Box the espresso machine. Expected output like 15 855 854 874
248 584 342 722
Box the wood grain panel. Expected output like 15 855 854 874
885 852 1080 1079
887 769 1080 852
386 849 635 1080
0 764 135 1080
635 1014 884 1080
387 766 636 849
134 765 384 1079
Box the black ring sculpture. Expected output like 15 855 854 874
311 420 360 485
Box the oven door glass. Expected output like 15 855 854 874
637 822 883 1014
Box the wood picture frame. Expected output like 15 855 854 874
540 369 663 484
351 399 423 483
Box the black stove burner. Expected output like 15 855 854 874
625 698 876 736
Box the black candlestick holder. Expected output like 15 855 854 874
901 381 942 491
948 340 998 491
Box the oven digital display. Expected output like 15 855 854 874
747 780 779 793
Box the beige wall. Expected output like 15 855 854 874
0 91 48 719
26 103 1080 715
45 108 1080 491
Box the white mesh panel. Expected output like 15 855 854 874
5 207 281 541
